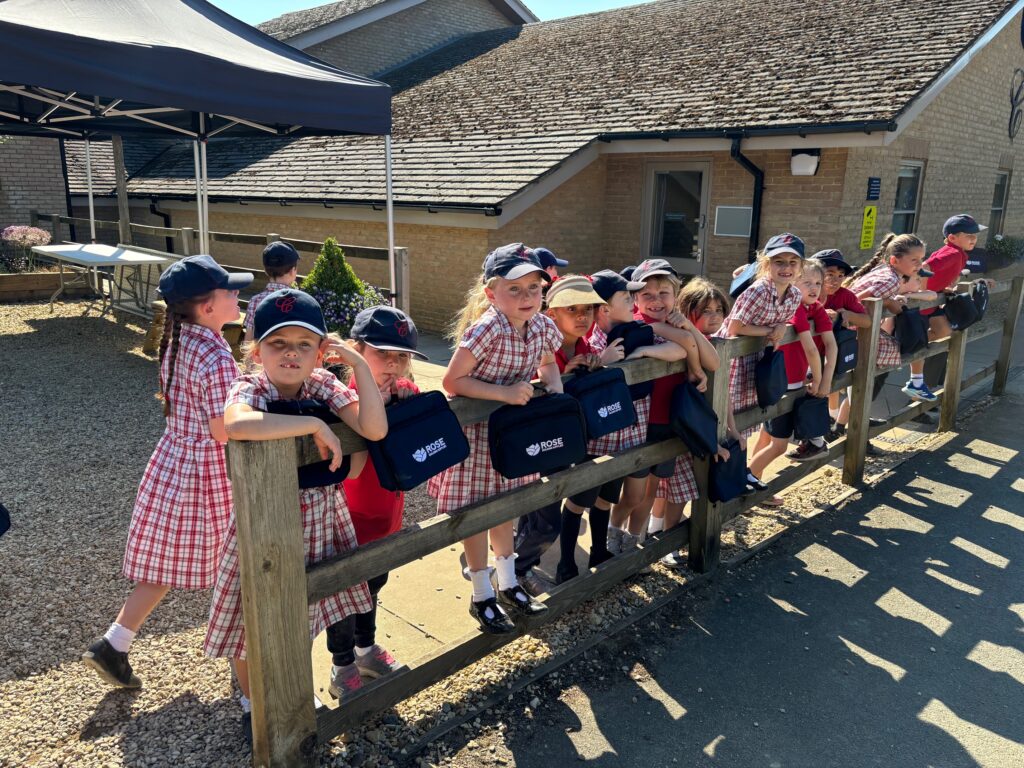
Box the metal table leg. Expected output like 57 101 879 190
49 260 65 312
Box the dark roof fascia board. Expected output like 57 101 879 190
596 120 899 144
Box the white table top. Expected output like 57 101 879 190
31 243 169 267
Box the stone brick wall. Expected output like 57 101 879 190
0 137 66 230
306 0 515 77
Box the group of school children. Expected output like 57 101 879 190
80 212 989 744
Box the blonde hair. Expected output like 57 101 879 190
634 273 681 295
676 277 730 320
755 249 804 281
845 233 925 286
801 258 825 281
448 275 501 343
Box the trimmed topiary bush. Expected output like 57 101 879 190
300 237 387 335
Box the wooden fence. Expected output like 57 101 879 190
227 274 1024 766
27 211 411 315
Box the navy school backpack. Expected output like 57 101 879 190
894 307 929 354
264 399 352 489
792 394 830 441
755 346 788 408
563 366 637 440
709 438 747 503
606 321 655 400
832 317 858 376
730 262 758 300
945 281 988 332
366 390 470 492
488 392 588 479
668 379 719 459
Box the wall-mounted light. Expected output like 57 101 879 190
791 148 821 176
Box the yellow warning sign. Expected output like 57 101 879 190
860 205 877 250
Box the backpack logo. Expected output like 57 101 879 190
526 437 564 457
843 352 855 363
413 438 447 462
597 401 623 419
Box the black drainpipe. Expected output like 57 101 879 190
729 137 764 263
149 198 175 253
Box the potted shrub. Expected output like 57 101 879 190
299 237 388 336
1 225 51 273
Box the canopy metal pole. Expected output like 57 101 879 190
84 138 96 242
199 113 210 253
385 134 397 308
192 140 205 253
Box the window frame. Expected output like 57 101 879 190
989 171 1011 236
891 160 925 235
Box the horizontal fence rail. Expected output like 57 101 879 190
223 274 1023 766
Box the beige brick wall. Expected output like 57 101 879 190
0 137 66 230
162 207 489 334
838 9 1024 261
306 0 515 77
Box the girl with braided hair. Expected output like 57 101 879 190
83 255 252 689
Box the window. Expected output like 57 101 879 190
892 162 924 234
989 172 1011 235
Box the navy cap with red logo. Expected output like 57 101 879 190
943 214 988 237
632 258 679 284
764 233 805 259
262 240 300 270
534 247 569 269
482 243 550 283
350 305 429 360
253 289 326 342
812 249 853 275
591 269 645 301
158 254 253 305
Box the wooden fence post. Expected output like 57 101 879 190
50 214 62 245
842 298 883 486
267 232 280 244
938 282 972 432
993 274 1024 396
229 438 318 768
111 136 133 245
394 246 411 315
180 227 194 256
688 344 731 573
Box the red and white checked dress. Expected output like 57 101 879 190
122 323 238 589
850 266 902 369
713 278 802 438
428 307 562 515
204 368 373 660
585 324 650 456
241 281 291 334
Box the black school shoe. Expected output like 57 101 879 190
497 585 549 618
470 597 516 634
554 562 579 585
82 638 142 689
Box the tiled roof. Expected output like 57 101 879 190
64 139 178 193
257 0 389 40
69 0 1014 209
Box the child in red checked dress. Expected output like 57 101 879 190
713 234 805 496
205 289 387 739
429 243 561 634
324 305 428 702
82 255 252 689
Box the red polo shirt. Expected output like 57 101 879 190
554 336 596 373
781 301 830 384
923 242 969 316
342 376 419 545
824 286 865 315
635 310 686 424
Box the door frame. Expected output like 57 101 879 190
639 158 712 277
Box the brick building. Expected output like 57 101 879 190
54 0 1024 332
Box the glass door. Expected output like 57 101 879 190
643 161 710 276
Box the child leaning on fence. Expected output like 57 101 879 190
428 243 561 635
82 255 253 689
713 234 805 495
324 305 427 703
203 289 387 743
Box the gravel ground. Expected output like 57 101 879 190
0 301 964 768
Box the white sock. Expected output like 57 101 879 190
494 555 518 591
810 437 825 447
239 695 251 714
470 568 495 602
911 374 924 386
647 516 664 534
104 622 136 653
354 645 374 657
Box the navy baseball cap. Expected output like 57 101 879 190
591 269 644 301
943 214 987 236
350 305 429 360
619 265 637 281
253 289 326 342
263 241 300 270
764 233 805 259
812 249 853 275
534 247 569 269
482 243 550 283
158 254 253 305
632 258 679 284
